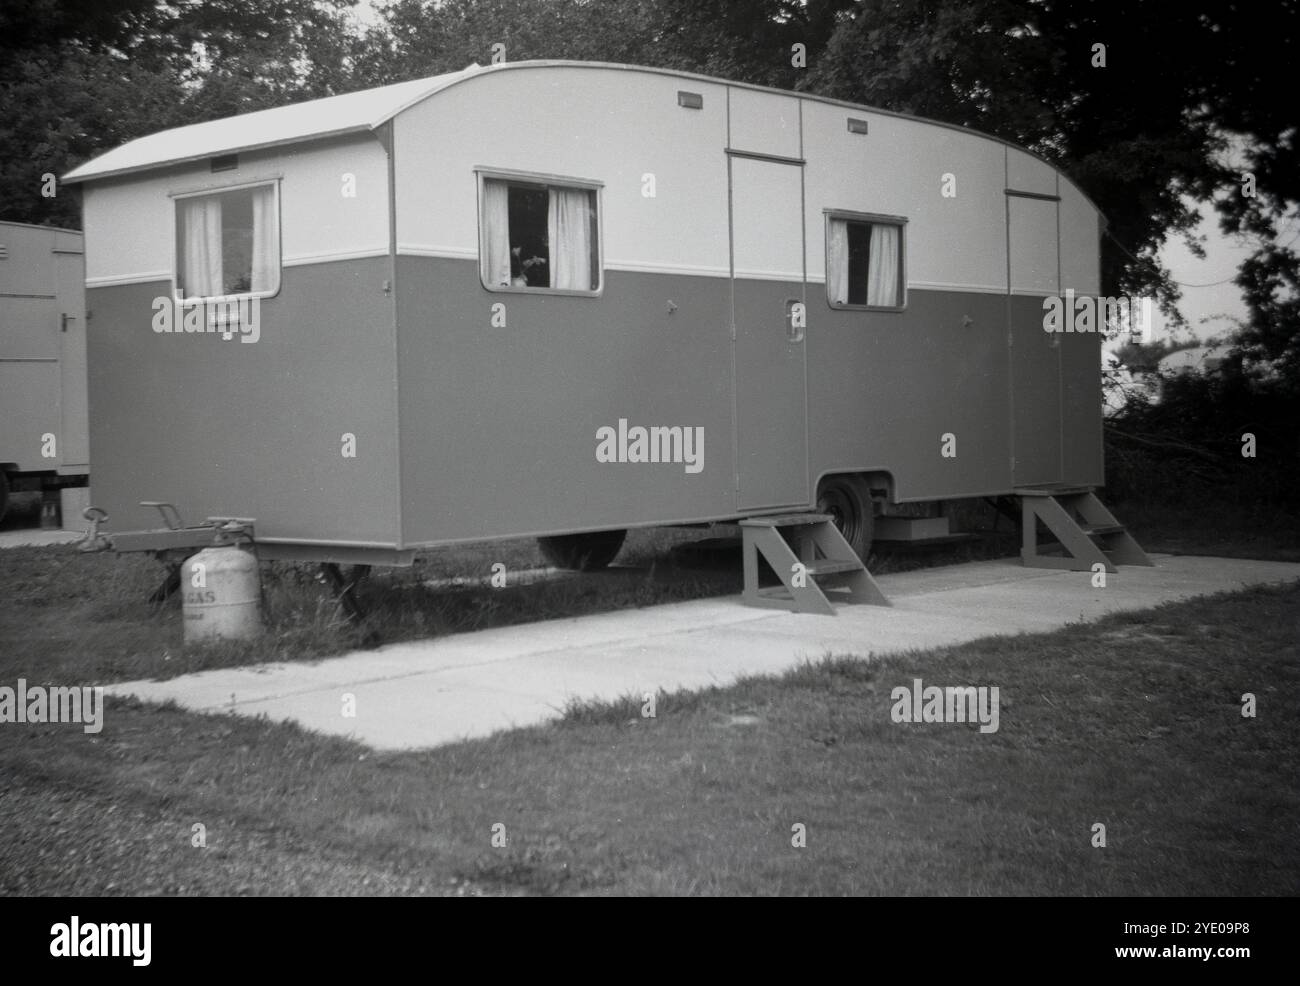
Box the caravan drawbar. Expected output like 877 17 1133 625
61 60 1115 576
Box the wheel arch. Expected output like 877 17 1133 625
813 468 896 509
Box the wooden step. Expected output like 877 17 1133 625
741 516 888 614
1020 489 1153 572
804 559 863 577
1039 524 1127 540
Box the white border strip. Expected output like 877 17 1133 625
397 246 733 279
85 264 1040 296
397 243 477 260
85 271 170 288
388 251 1021 292
283 246 389 267
910 280 1009 295
606 260 731 278
732 267 806 282
86 249 390 286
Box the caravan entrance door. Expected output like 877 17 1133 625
54 239 89 473
1007 192 1063 487
729 153 808 511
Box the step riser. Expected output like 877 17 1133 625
741 516 890 614
1020 490 1153 573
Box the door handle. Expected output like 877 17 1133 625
784 298 805 343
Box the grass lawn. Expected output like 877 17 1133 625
2 577 1296 896
3 493 1297 895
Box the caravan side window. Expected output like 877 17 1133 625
825 212 906 310
478 172 601 294
174 182 280 300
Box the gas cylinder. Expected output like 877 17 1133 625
182 537 262 644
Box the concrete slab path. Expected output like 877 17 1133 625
103 554 1299 750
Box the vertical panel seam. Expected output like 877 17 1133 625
386 123 404 548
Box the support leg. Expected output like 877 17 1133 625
321 562 367 624
148 562 181 603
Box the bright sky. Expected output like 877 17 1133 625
345 0 386 29
1145 207 1251 345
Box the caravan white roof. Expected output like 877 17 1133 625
62 59 1102 215
62 64 484 184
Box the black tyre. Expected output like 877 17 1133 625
816 474 874 560
538 529 627 571
0 471 9 524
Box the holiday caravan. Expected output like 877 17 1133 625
62 60 1118 574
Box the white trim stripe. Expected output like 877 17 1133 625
909 280 1009 295
284 247 389 266
606 260 730 278
397 244 477 259
732 267 805 282
87 250 389 286
85 264 1030 295
396 249 733 279
85 272 170 287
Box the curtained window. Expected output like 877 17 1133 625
826 215 904 309
480 176 599 292
481 179 512 287
826 218 850 305
176 183 280 299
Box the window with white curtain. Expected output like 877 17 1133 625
175 183 280 299
825 214 905 309
479 175 599 293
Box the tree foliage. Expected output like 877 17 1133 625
0 0 360 227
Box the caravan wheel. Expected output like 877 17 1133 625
816 474 874 560
0 471 8 523
538 529 627 571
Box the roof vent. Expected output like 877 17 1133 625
211 154 238 172
677 91 703 110
0 244 8 260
